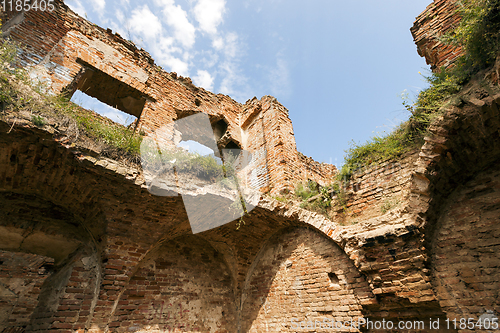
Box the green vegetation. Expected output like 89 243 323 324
380 198 400 214
0 25 144 162
441 0 500 76
291 180 348 218
31 115 46 127
46 94 144 160
339 0 500 182
295 181 321 201
142 144 237 182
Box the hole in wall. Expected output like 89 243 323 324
318 310 333 315
71 90 137 126
223 140 241 160
328 272 340 285
388 249 397 260
178 140 217 157
68 59 152 123
0 260 3 265
212 119 228 142
38 263 54 275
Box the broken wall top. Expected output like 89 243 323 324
411 0 463 71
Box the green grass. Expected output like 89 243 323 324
380 198 400 214
47 94 144 159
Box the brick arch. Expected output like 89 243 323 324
0 124 110 266
106 234 237 333
402 93 500 245
239 227 375 333
0 125 109 332
407 90 500 322
410 94 500 231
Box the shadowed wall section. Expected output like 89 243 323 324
430 165 500 323
240 228 375 332
108 236 236 333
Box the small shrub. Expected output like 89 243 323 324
441 0 500 75
331 182 347 210
294 181 320 201
31 115 46 127
380 198 400 214
272 195 288 203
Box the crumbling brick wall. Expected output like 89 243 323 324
240 227 376 332
1 0 331 195
340 153 417 222
298 152 337 187
411 0 463 71
1 0 500 332
107 236 236 333
430 161 500 324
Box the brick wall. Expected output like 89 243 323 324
1 0 500 332
0 251 53 331
2 0 333 196
241 228 375 332
411 0 463 71
107 236 236 333
340 153 417 222
430 164 500 326
27 248 101 332
298 153 337 187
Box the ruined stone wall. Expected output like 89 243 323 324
430 150 500 326
1 0 329 195
240 228 375 332
107 236 236 333
411 0 462 71
1 0 500 332
254 97 303 194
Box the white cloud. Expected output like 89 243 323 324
194 0 226 35
129 6 163 41
157 55 190 77
222 32 239 58
66 0 87 18
90 0 105 12
269 53 291 98
211 31 251 101
199 50 219 68
193 70 214 91
219 60 252 102
115 9 125 23
161 4 196 48
109 21 128 40
212 37 224 50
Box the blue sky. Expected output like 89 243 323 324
66 0 432 166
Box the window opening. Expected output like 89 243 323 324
71 90 137 126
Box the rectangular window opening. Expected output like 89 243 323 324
70 90 137 126
65 59 153 127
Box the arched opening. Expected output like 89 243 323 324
240 227 374 332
